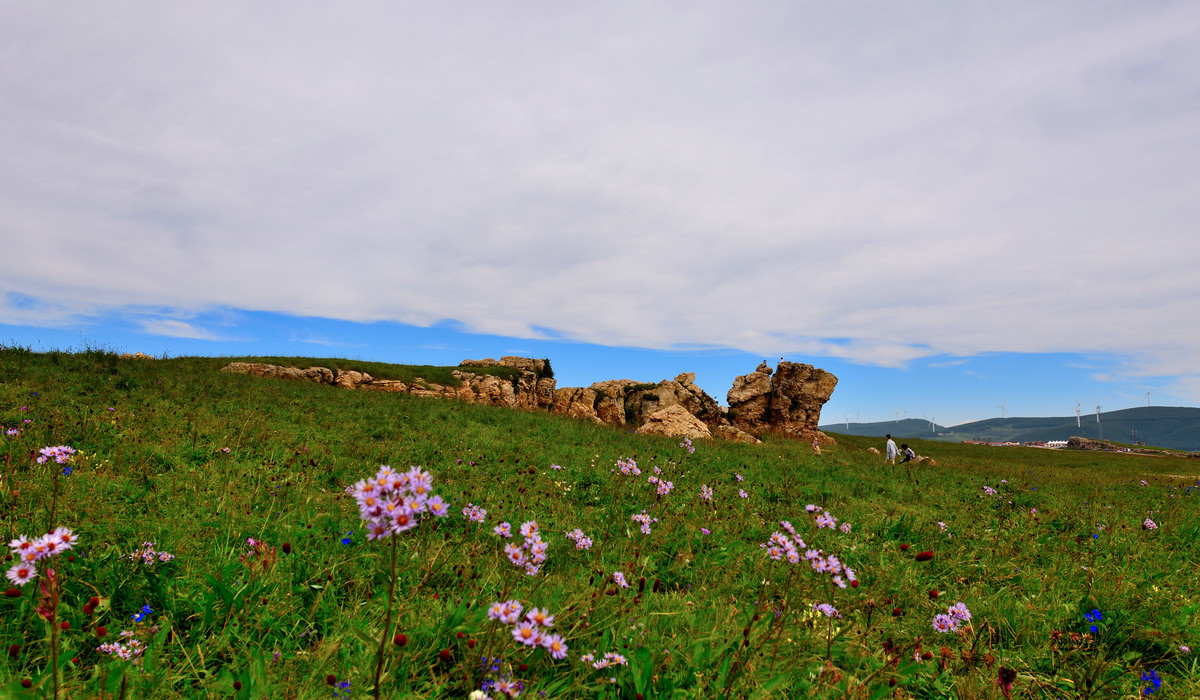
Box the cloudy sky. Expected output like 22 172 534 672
3 2 1199 426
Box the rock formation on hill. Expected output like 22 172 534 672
220 357 834 443
727 361 838 441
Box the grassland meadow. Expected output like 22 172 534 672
1 346 1197 698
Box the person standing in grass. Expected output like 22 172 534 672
899 444 916 464
885 434 898 464
812 437 821 455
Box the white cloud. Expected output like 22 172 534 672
3 2 1200 379
137 319 221 341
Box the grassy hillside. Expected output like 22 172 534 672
822 407 1200 452
3 347 1198 698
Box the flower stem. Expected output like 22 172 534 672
373 535 399 700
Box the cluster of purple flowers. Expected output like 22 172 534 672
463 503 488 524
613 571 630 588
699 484 713 501
580 651 629 669
615 458 641 476
37 445 76 464
98 631 147 664
765 521 858 588
486 600 568 659
499 521 548 576
647 474 674 496
630 511 658 535
679 437 695 454
350 465 449 540
932 602 973 633
983 485 998 496
812 602 841 618
4 428 18 437
1143 518 1159 530
6 528 78 587
564 528 593 551
125 541 175 566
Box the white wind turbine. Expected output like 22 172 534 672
1074 401 1082 428
928 414 936 431
1144 388 1151 406
996 401 1007 419
843 414 850 429
1095 403 1102 423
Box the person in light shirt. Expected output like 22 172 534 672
884 434 898 464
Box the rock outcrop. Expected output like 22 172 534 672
727 361 837 440
635 405 712 440
220 355 838 443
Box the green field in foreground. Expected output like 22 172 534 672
2 347 1197 699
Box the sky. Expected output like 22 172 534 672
3 2 1199 427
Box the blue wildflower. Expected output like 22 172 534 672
341 531 352 546
1141 669 1161 695
132 604 153 622
62 466 72 476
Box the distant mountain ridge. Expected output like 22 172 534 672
819 406 1200 452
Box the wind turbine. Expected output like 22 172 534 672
996 401 1007 419
928 414 936 431
1143 388 1151 407
1096 403 1103 439
1095 403 1101 422
843 414 850 430
856 411 861 423
895 410 899 423
1074 401 1082 428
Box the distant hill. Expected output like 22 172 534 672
820 406 1200 452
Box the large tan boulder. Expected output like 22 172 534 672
728 361 837 438
335 369 372 389
220 362 334 385
552 387 602 423
635 405 712 440
714 425 761 444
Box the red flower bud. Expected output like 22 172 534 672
67 556 75 562
438 649 452 662
393 633 407 647
915 550 934 562
282 543 292 554
233 681 242 691
892 608 902 617
3 588 20 598
928 589 939 599
60 621 70 630
96 626 107 637
467 639 476 649
921 651 934 660
851 580 859 588
89 596 100 607
21 679 32 689
900 543 910 551
7 644 18 658
325 674 337 686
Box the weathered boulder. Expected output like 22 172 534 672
714 425 761 444
728 361 837 439
120 352 156 360
552 387 603 423
620 373 725 428
589 380 640 425
335 369 372 389
867 446 881 455
451 370 518 407
221 362 334 385
635 405 712 440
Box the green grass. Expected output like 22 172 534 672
1 347 1197 698
216 356 521 386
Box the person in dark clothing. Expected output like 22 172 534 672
899 444 916 463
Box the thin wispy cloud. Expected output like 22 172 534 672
137 319 222 341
